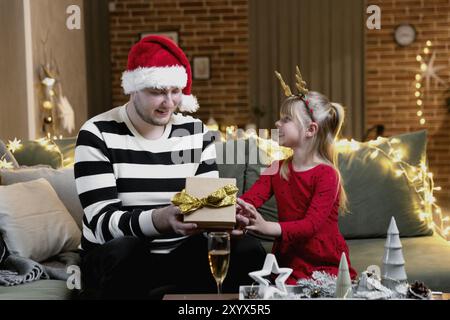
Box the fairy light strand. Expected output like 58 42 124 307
335 137 448 240
0 137 72 169
414 40 432 126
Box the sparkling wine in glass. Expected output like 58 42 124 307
207 232 230 294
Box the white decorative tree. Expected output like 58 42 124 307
335 252 353 298
381 217 408 289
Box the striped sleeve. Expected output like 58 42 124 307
74 122 160 245
195 125 219 178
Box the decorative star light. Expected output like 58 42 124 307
0 158 14 169
412 41 449 126
6 138 22 153
248 253 292 298
420 52 447 90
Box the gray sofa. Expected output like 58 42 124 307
1 131 450 299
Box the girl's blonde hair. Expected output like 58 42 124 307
279 91 348 213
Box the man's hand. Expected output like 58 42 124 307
152 205 200 236
230 213 250 237
230 199 251 237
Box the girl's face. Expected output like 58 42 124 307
275 114 303 148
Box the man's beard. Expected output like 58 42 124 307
133 95 174 126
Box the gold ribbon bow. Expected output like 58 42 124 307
171 184 238 215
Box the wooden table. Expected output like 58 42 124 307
163 293 449 300
432 292 450 300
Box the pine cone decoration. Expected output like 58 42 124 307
407 281 431 299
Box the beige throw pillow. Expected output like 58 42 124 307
0 167 84 229
0 178 81 262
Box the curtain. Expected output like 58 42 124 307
249 0 365 139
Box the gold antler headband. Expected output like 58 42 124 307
274 71 292 96
274 65 309 97
275 66 314 120
295 66 308 96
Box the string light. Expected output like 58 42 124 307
0 158 14 169
336 137 448 240
370 150 379 159
42 101 53 110
6 138 23 153
414 40 434 126
0 139 24 169
1 137 72 169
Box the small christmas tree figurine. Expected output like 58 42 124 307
381 217 408 289
335 252 353 298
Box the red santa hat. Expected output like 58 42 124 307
121 35 199 113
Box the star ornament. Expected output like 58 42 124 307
421 52 447 90
248 253 293 296
6 138 22 153
0 159 14 169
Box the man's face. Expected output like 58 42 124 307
132 87 182 126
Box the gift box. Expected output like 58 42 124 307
178 177 237 229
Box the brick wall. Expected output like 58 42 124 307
109 0 449 207
365 0 450 207
109 0 251 128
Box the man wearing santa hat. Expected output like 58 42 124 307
74 35 265 299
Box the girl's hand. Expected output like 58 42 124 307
237 199 281 237
236 198 256 218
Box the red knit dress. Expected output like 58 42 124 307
240 160 357 284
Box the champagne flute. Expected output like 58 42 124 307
207 232 230 294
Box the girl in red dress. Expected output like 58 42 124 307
238 90 357 284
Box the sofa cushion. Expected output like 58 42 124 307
0 178 81 262
347 234 450 292
0 139 19 168
337 130 432 239
0 280 74 300
53 137 77 168
12 140 63 169
0 167 84 229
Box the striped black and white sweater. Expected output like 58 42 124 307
74 105 218 253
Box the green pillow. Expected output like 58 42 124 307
53 137 77 168
338 130 432 239
13 140 63 169
215 140 247 196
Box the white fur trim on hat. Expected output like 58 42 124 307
121 66 187 94
179 94 199 113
